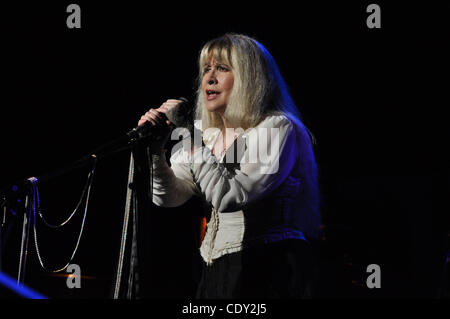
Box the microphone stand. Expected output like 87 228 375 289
0 128 152 286
113 136 157 299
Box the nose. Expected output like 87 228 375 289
205 70 217 85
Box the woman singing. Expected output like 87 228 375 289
137 33 321 298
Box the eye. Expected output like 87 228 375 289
217 65 229 72
202 66 211 74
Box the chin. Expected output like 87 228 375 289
205 102 226 114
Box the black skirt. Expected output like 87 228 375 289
195 239 315 299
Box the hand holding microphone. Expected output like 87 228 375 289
137 99 182 127
133 98 192 154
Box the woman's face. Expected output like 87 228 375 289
201 57 234 114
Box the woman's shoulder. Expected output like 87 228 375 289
255 112 297 131
255 112 313 142
237 113 297 146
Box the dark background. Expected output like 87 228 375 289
0 1 449 299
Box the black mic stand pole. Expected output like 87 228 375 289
113 151 135 298
112 121 179 299
113 135 158 299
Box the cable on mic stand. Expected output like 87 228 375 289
17 156 97 284
2 97 192 295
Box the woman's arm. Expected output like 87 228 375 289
151 151 198 207
190 115 299 212
137 99 199 208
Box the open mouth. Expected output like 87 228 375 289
206 90 220 100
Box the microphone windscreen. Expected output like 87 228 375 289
166 97 193 128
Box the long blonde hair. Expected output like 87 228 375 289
195 33 301 130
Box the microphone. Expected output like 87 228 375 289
126 97 193 139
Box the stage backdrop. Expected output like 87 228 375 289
1 2 449 298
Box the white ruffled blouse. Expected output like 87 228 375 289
151 113 307 265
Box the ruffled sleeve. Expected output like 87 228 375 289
151 148 199 207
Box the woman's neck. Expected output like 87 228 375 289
218 113 230 129
219 114 235 140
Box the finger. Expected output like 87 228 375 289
150 109 164 116
166 100 181 106
143 114 159 125
147 110 164 124
146 108 163 116
156 109 172 119
159 107 172 115
162 100 180 109
140 118 156 126
138 115 151 126
147 109 161 115
151 109 167 118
